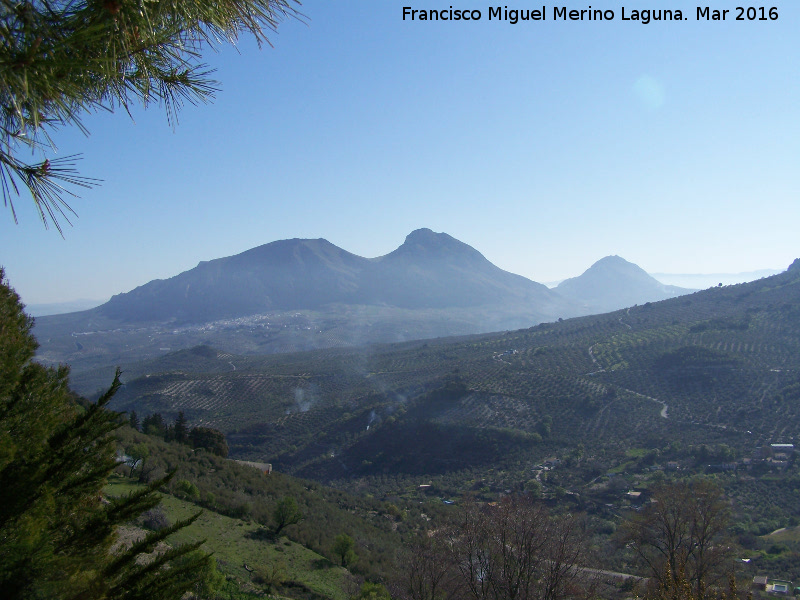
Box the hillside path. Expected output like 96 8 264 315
618 307 633 330
586 344 606 375
586 344 668 419
623 388 668 418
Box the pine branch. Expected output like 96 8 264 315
1 0 303 231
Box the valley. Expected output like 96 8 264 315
109 261 800 469
21 233 800 598
95 259 800 591
3 3 794 597
33 230 696 397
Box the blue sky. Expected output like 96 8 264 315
2 1 799 304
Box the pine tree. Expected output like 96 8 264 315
0 269 213 600
142 412 166 437
0 0 300 231
174 411 188 444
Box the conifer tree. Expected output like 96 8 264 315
0 269 213 600
190 426 229 457
142 412 166 437
128 410 140 431
174 411 188 444
0 0 300 231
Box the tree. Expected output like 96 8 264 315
618 479 735 600
0 270 213 599
646 567 741 600
176 479 201 501
187 554 226 600
333 533 358 568
174 411 188 444
189 426 229 457
445 495 590 600
397 531 463 600
142 412 166 437
272 496 302 536
128 410 140 431
254 559 286 594
126 442 150 479
0 0 300 232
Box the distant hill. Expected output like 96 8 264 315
650 268 782 289
25 298 106 317
95 229 564 322
106 258 800 592
35 234 745 393
106 260 800 484
98 237 368 323
359 228 559 310
555 255 692 313
35 229 584 389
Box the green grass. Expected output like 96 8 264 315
105 478 349 600
624 448 649 459
764 526 800 543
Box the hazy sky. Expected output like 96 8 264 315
2 1 799 304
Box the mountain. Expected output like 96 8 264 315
99 237 368 322
106 259 800 487
108 260 800 588
97 229 562 323
34 235 724 395
34 229 582 391
555 255 693 313
363 228 559 310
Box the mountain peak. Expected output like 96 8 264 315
556 255 691 313
406 227 436 240
589 255 642 271
93 229 559 322
595 254 625 263
403 228 457 247
390 228 484 261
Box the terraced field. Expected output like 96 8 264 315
109 262 800 481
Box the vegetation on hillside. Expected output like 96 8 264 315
107 263 800 582
111 265 800 479
0 271 215 599
9 259 800 596
113 425 446 589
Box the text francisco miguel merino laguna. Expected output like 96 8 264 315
401 6 767 24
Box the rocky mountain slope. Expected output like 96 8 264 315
97 229 563 323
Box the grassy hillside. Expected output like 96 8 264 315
112 428 449 595
106 476 350 600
